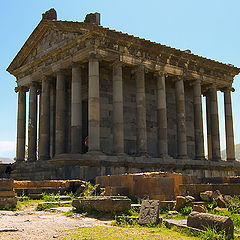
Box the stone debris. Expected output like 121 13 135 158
200 190 213 202
192 205 206 213
187 211 234 239
212 190 227 208
174 196 186 211
185 195 195 202
138 200 162 225
0 228 19 232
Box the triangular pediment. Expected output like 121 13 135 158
22 29 83 66
7 20 89 74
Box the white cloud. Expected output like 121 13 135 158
0 141 15 154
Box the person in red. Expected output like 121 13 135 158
84 136 88 152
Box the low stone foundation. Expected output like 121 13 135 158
10 154 240 181
0 179 17 208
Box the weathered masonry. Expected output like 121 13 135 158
7 9 240 180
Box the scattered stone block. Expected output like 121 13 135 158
138 200 162 225
200 191 213 202
224 195 233 205
192 205 206 213
174 196 186 211
0 197 17 208
168 210 179 216
185 196 195 202
72 196 131 212
213 190 227 208
187 212 234 239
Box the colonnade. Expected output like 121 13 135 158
15 59 236 162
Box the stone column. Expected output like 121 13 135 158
193 80 205 159
206 94 212 160
71 63 82 153
135 65 147 155
175 77 187 158
210 84 221 160
16 86 27 162
88 58 100 152
55 71 66 154
156 72 168 157
28 83 38 161
50 82 56 158
112 62 124 154
224 88 235 161
39 77 50 160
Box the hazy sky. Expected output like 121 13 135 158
1 0 240 158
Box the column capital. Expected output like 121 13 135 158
131 64 145 74
154 71 167 78
15 86 28 93
220 86 234 93
191 79 202 86
88 52 102 62
71 61 84 69
111 60 124 68
42 75 53 82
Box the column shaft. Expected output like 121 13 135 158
206 94 212 160
39 78 50 160
55 72 66 154
210 85 221 160
113 63 124 154
193 81 205 159
50 82 56 158
71 65 82 153
224 89 235 161
88 59 100 152
135 65 147 155
16 88 26 161
175 78 187 158
156 72 168 157
28 84 38 161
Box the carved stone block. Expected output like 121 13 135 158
138 200 161 225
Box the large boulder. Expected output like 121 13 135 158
174 196 186 211
187 212 234 239
200 191 213 202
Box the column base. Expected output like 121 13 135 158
194 156 206 161
227 158 236 162
177 155 188 159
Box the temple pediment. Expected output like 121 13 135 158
22 29 83 66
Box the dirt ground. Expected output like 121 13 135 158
0 205 112 240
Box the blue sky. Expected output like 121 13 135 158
0 0 240 158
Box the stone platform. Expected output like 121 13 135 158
10 154 240 181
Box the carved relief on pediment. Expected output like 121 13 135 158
22 29 83 65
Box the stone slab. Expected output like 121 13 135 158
138 200 161 225
187 212 234 239
72 196 131 212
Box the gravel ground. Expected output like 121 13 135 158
0 205 112 240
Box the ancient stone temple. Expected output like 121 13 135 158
7 9 240 180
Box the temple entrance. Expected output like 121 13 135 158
82 100 88 153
